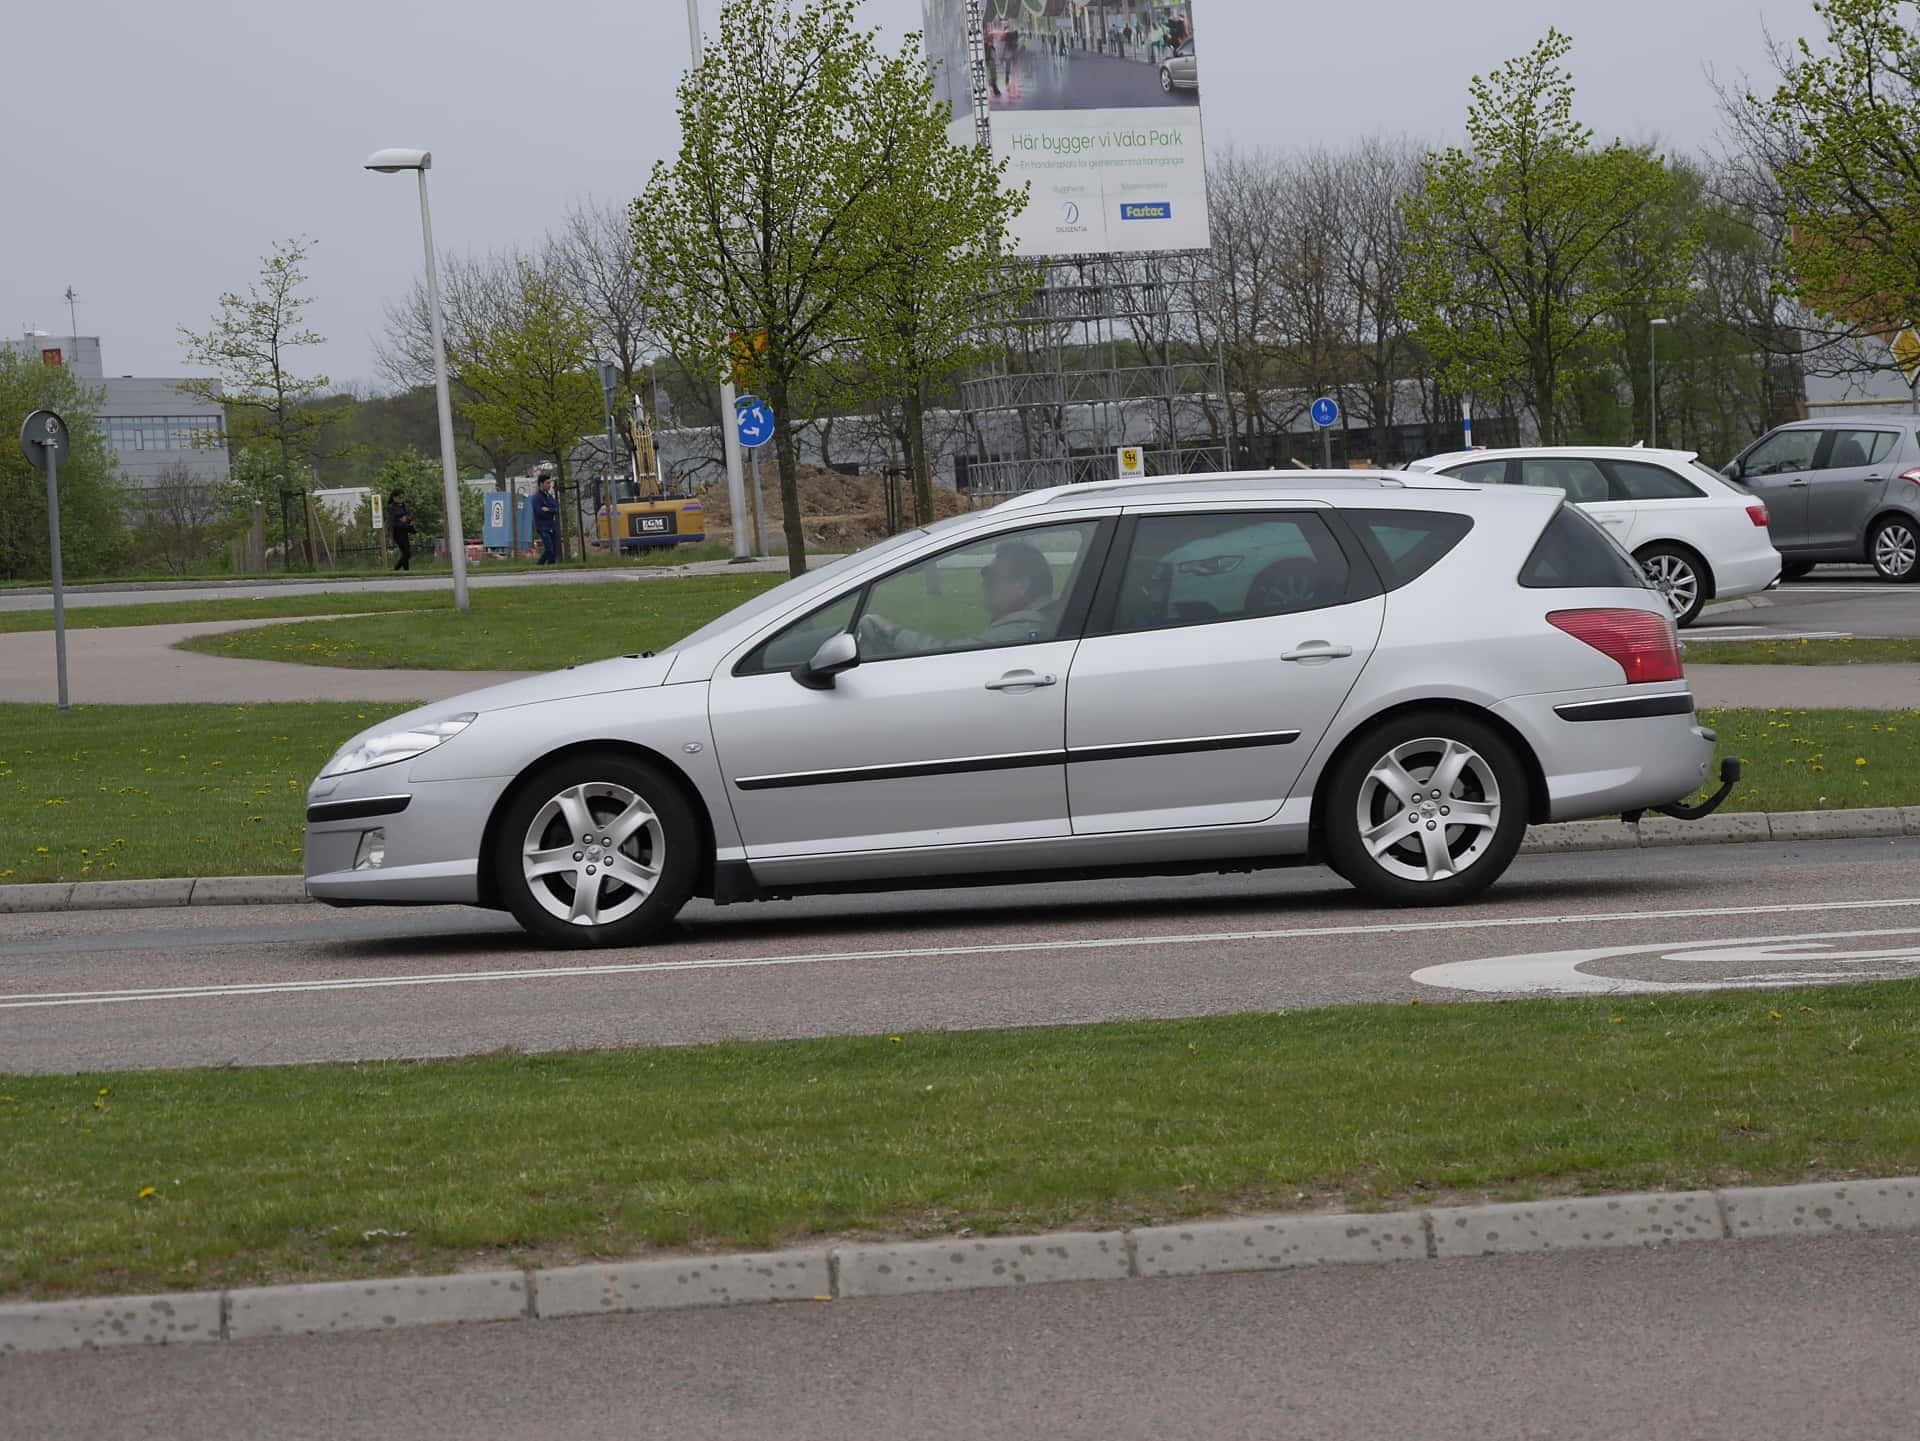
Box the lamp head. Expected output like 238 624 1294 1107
365 148 431 173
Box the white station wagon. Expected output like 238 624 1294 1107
305 472 1738 946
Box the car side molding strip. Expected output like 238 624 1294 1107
1552 694 1695 723
733 731 1300 792
305 795 413 823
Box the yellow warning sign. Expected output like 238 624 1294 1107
1893 326 1920 387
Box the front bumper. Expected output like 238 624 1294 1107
303 774 509 907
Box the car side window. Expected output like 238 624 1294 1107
1343 509 1474 590
1820 429 1898 469
1110 512 1352 633
1743 430 1821 475
856 521 1100 660
1518 457 1610 503
1444 458 1510 485
737 592 862 676
1603 460 1704 501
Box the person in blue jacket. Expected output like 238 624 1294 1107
532 472 560 565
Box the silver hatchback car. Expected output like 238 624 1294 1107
305 473 1732 946
1723 418 1920 581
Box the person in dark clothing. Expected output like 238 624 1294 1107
532 473 561 565
388 488 415 571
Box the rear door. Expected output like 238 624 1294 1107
1806 425 1901 552
1731 428 1823 546
1063 506 1383 834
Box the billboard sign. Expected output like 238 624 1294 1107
924 0 1210 256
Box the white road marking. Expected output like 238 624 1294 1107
8 896 1920 1012
1688 628 1850 641
1413 926 1920 996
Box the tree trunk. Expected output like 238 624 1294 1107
768 373 807 577
907 380 934 527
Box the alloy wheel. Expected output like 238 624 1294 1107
520 781 664 928
1641 552 1699 622
1874 521 1918 580
1354 737 1503 884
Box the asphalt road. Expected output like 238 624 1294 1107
12 1232 1920 1440
1693 565 1920 640
6 835 1919 1075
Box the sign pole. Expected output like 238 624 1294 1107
45 445 68 713
748 444 769 558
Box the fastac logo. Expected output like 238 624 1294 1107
1121 201 1173 222
1060 200 1081 225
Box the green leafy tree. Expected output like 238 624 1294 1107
179 236 348 511
636 0 937 575
0 350 130 581
1749 0 1920 342
453 258 601 557
834 59 1030 525
1401 30 1691 441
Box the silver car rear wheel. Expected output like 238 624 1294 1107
1354 738 1503 885
1637 545 1705 626
1323 712 1529 907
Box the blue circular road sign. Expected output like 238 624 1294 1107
734 395 775 450
1310 396 1340 428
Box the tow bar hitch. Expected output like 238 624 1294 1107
1622 757 1742 825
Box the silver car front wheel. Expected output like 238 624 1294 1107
1323 713 1529 907
496 754 699 947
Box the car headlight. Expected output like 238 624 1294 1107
320 713 477 778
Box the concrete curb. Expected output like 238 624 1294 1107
5 1176 1917 1355
4 808 1915 915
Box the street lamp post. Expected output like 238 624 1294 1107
365 147 469 612
1649 316 1672 449
683 0 755 564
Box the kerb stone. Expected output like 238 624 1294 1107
0 1292 221 1354
1429 1192 1722 1259
1720 1178 1920 1240
226 1271 527 1339
534 1251 830 1317
1134 1212 1427 1278
834 1232 1130 1299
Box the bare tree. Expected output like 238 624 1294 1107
549 196 662 422
135 463 228 575
1336 137 1423 462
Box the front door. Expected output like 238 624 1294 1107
1065 509 1383 834
707 519 1106 858
1806 426 1900 552
1734 429 1823 547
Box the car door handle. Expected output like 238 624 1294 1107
985 670 1057 691
1281 643 1353 663
1788 478 1809 486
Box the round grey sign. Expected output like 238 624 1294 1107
18 410 70 472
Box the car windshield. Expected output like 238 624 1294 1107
658 513 976 653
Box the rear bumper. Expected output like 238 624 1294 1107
1494 687 1715 822
1712 546 1783 600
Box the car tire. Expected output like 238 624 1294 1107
1780 560 1816 581
1322 712 1530 908
1635 544 1708 627
1870 516 1920 583
1159 66 1173 92
494 751 701 949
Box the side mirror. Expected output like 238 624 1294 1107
793 630 860 690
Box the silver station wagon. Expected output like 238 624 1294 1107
305 472 1737 946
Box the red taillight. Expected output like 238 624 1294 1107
1548 608 1684 684
1746 504 1769 527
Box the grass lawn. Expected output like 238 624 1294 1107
176 573 782 671
0 704 1914 886
1689 637 1920 665
0 704 408 884
3 982 1918 1299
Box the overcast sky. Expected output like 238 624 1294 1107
4 0 1807 389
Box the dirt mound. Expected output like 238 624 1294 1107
697 464 970 552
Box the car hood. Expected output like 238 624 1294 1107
439 652 678 714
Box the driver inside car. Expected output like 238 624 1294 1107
857 539 1058 656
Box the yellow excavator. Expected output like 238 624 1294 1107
596 399 707 552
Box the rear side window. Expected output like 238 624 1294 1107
1111 512 1354 631
1343 509 1473 590
1603 460 1704 501
1518 457 1610 503
1820 429 1899 469
1519 506 1649 590
1444 458 1510 485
